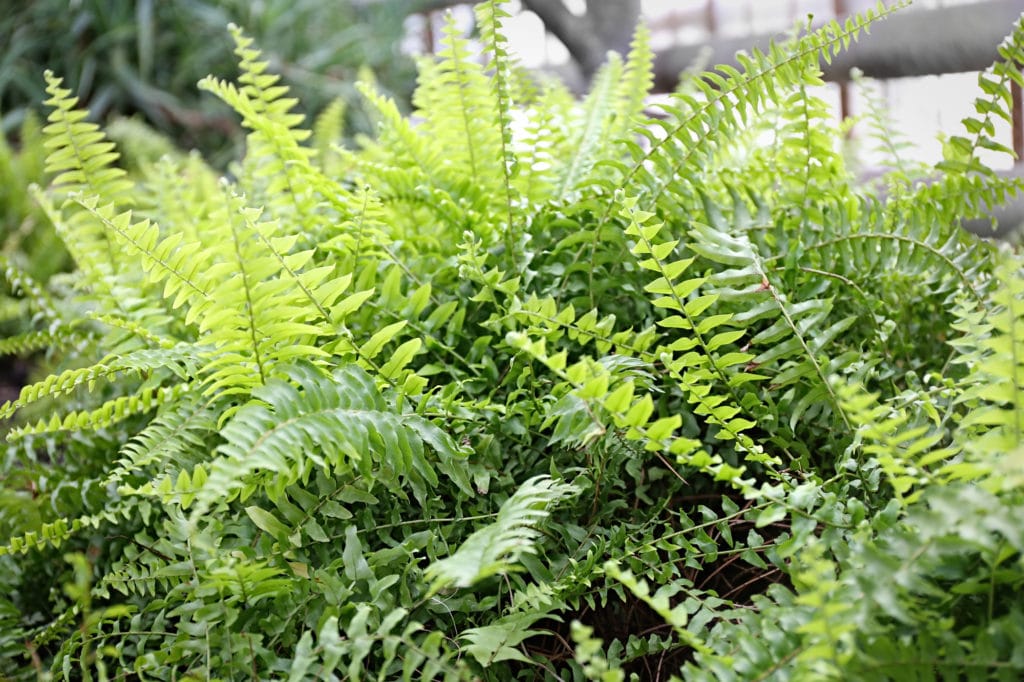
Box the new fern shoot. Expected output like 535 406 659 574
1 1 1024 680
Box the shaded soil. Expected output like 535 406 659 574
521 499 793 680
0 355 31 405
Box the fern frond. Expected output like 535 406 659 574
557 55 622 197
938 13 1024 176
605 561 712 655
312 97 346 170
0 499 134 556
108 390 219 489
198 188 328 399
39 71 135 282
198 25 323 237
0 344 197 421
0 253 60 322
132 153 220 246
571 1 907 282
459 611 551 667
505 331 755 489
803 189 994 308
768 84 851 224
852 72 922 179
70 195 213 315
837 381 958 505
0 329 81 357
180 362 466 517
6 383 186 441
353 78 490 250
356 81 444 187
88 312 181 349
959 256 1024 465
41 71 133 206
511 81 575 203
621 197 770 462
475 0 521 257
608 22 654 143
410 12 506 234
692 198 853 431
910 159 1024 236
425 475 577 592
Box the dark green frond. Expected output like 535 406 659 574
182 362 467 516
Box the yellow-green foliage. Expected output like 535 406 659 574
2 2 1024 679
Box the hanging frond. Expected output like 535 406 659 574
6 383 186 441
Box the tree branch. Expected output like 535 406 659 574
651 0 1022 92
520 0 603 76
521 0 642 77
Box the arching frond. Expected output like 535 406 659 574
425 475 577 591
177 362 467 517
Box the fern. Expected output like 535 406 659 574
177 362 469 516
0 344 197 421
39 71 133 286
7 383 186 441
609 23 654 143
411 14 507 237
107 388 220 489
939 13 1024 178
312 96 346 171
5 2 1024 679
425 475 577 591
200 25 320 228
557 55 623 199
958 256 1024 466
475 1 520 258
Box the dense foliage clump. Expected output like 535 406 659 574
2 2 1024 679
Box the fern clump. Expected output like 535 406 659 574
2 2 1024 679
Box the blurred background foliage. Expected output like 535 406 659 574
0 0 421 394
0 0 420 166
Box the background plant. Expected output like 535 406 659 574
1 1 1024 680
0 0 418 164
